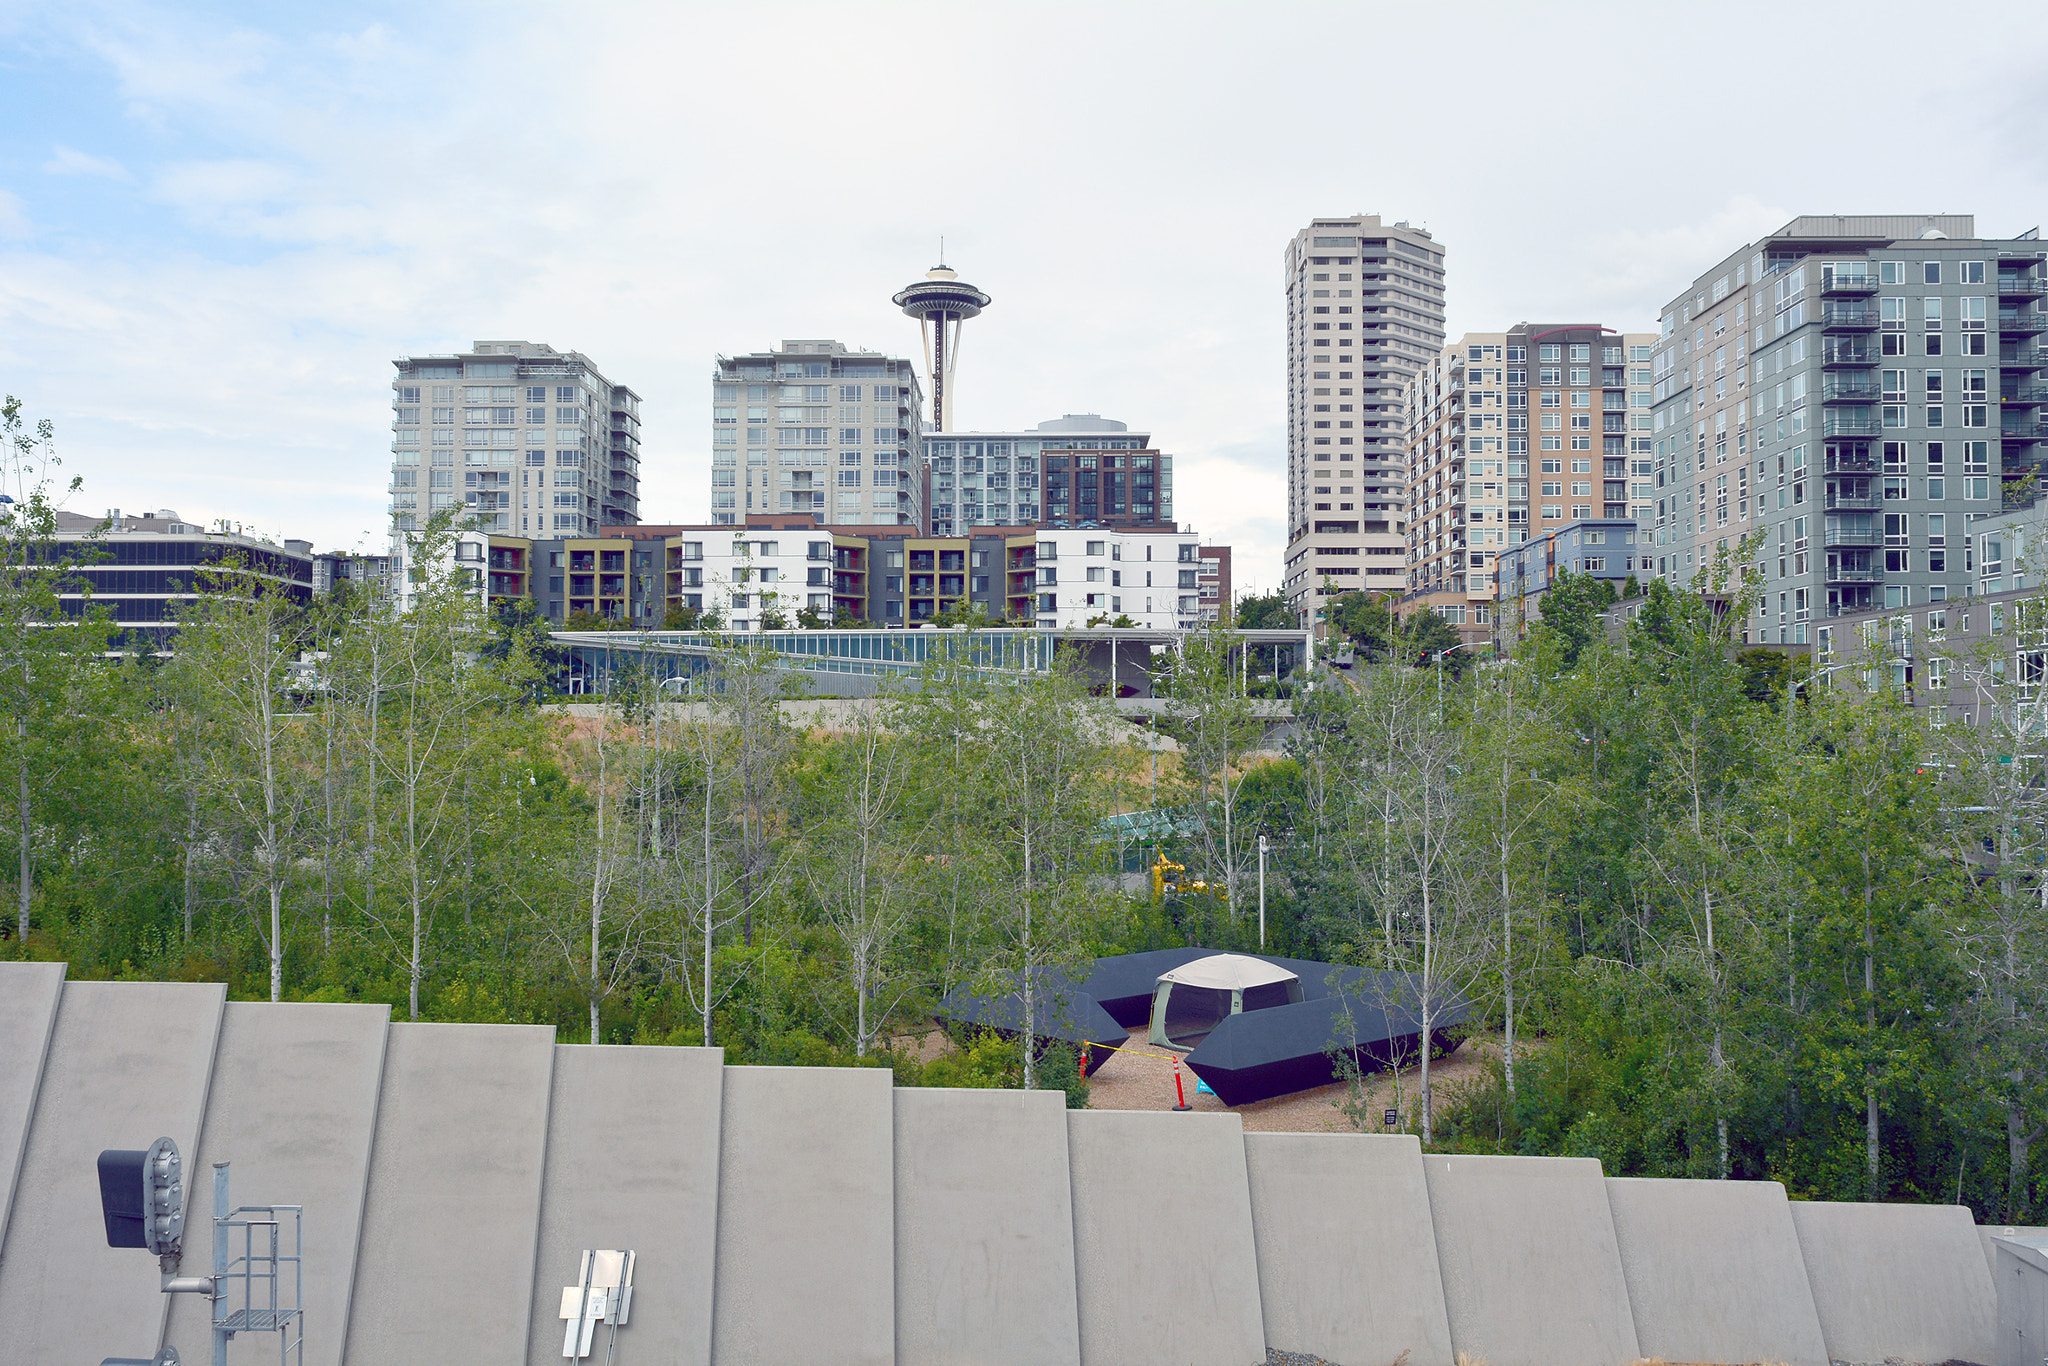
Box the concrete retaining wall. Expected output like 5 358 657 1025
0 980 225 1366
1423 1153 1640 1366
1066 1110 1266 1366
893 1088 1081 1366
1242 1132 1454 1366
525 1044 725 1366
711 1066 895 1366
0 964 2018 1366
1790 1198 1998 1366
0 961 64 1252
167 1001 391 1366
1605 1176 1827 1366
341 1022 556 1366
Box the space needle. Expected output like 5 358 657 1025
892 261 991 433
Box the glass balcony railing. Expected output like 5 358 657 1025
1820 303 1880 328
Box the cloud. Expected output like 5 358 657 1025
42 144 133 181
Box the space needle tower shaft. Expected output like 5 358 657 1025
892 263 991 433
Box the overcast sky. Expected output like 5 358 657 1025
3 1 2046 592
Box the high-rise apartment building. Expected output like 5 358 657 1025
1280 215 1446 634
926 415 1174 537
1648 215 2046 644
1405 325 1655 641
389 341 640 539
710 340 923 529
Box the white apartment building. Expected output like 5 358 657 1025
1280 216 1447 635
389 341 640 540
1033 528 1206 630
709 340 924 529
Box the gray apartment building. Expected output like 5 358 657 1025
389 340 640 540
1648 215 2046 646
710 340 924 530
1280 215 1447 636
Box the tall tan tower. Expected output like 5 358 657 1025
1278 217 1446 635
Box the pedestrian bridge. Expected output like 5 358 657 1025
552 625 1312 699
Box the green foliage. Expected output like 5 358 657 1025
2 388 2041 1217
1232 590 1291 629
1328 591 1464 669
1736 647 1793 703
1530 569 1617 665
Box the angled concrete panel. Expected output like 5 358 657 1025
165 1001 391 1366
711 1066 895 1366
525 1044 724 1366
0 979 225 1365
1605 1176 1827 1366
1243 1132 1454 1366
1066 1110 1266 1366
340 1022 556 1366
1993 1235 2048 1366
1423 1154 1639 1366
1981 1223 2048 1282
1790 1199 1997 1366
894 1087 1081 1366
0 960 65 1253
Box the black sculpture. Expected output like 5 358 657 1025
936 948 1470 1106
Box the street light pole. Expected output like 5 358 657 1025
1434 640 1483 714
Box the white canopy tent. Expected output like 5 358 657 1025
1147 953 1304 1052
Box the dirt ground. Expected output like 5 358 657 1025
904 1024 1499 1132
1082 1025 1496 1132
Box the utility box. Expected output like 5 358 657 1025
1992 1232 2048 1366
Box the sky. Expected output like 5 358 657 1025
3 1 2047 594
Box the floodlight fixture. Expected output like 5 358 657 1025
98 1137 184 1259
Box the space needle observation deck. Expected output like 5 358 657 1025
893 264 991 433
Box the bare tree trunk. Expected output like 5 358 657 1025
16 717 28 941
182 778 198 942
258 672 284 1003
2010 1109 2043 1222
1501 853 1515 1097
1419 859 1434 1144
321 705 335 953
1020 746 1036 1091
1863 845 1879 1198
589 702 610 1046
701 721 716 1048
408 727 422 1022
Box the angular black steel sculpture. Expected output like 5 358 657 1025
935 968 1130 1076
935 949 1471 1105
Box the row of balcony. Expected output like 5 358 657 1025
1819 305 2046 334
1817 272 2042 298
